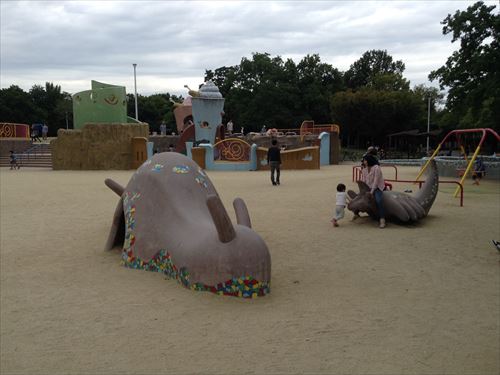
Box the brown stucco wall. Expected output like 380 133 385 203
51 123 149 170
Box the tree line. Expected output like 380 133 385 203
0 1 497 147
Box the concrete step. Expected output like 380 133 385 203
0 156 52 168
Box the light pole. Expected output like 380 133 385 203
426 96 431 155
133 63 138 120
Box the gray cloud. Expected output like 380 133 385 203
0 0 489 96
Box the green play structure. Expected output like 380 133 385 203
72 80 140 129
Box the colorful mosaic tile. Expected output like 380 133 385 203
172 165 190 174
195 176 208 189
152 163 164 172
121 248 270 298
123 192 140 251
121 188 269 298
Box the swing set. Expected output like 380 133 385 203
416 128 500 197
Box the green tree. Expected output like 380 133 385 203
0 85 43 124
411 84 445 130
331 88 422 148
28 82 71 135
429 1 500 130
126 93 180 133
205 52 343 132
344 50 406 89
297 54 344 123
206 53 304 131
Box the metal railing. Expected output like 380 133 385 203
352 164 464 207
12 143 51 165
352 165 398 181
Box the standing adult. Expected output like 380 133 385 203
226 119 234 135
31 124 41 142
267 139 281 186
160 122 167 136
42 123 48 140
36 123 43 139
363 154 386 228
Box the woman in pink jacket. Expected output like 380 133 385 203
363 154 386 228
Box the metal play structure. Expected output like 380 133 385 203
416 128 500 197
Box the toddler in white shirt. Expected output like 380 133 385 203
331 183 347 227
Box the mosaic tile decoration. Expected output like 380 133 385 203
152 163 165 172
122 190 269 298
122 249 270 298
172 165 190 174
195 176 208 189
123 192 141 251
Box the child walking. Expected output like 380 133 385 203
331 183 347 227
9 151 20 170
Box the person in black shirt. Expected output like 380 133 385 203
267 139 281 185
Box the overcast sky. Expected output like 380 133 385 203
0 0 490 97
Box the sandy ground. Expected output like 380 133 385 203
1 163 499 375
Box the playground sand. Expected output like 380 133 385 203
1 164 499 375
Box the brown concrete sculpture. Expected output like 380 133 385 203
347 160 439 222
104 152 271 297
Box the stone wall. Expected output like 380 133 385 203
149 135 180 153
51 123 149 170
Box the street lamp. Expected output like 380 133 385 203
133 63 138 120
426 96 431 155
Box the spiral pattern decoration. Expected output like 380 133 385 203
214 138 251 162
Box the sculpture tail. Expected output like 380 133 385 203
105 178 125 196
414 159 439 214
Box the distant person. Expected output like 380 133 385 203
9 151 20 170
36 123 43 138
362 146 379 162
168 144 175 152
160 122 167 136
331 183 347 227
31 124 41 142
472 157 486 185
240 126 244 135
261 125 267 135
367 146 378 157
352 160 369 221
226 120 234 135
267 139 281 186
42 124 48 140
363 154 386 228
